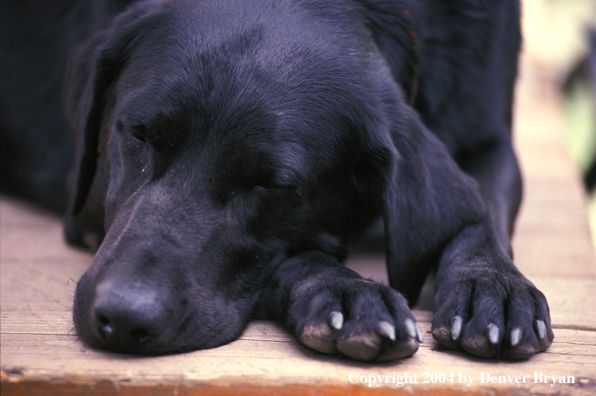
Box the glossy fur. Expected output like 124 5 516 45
0 0 553 360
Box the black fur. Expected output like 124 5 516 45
0 0 553 360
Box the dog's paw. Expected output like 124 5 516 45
290 279 423 361
432 270 553 360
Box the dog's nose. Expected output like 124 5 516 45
92 280 171 352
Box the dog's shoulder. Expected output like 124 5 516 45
353 0 420 103
413 0 522 152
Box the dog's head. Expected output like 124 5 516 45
67 0 483 354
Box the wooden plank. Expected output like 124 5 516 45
509 49 596 281
2 314 596 395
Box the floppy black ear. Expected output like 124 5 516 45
379 105 487 305
64 19 136 215
65 43 107 216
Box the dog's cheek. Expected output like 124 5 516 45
226 193 261 229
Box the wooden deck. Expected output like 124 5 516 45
2 56 596 395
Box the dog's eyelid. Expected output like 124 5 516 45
251 182 297 193
116 120 149 144
132 133 147 144
252 181 279 191
249 169 298 192
130 124 148 144
252 184 271 192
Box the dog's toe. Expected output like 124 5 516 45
298 319 338 354
375 319 421 361
459 324 501 358
500 319 551 360
335 318 422 361
431 315 462 350
501 326 539 360
336 330 383 361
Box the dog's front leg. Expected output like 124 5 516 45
256 250 423 361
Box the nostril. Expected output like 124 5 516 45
97 314 114 336
130 328 152 343
94 310 156 346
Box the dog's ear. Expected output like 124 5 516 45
65 38 117 216
371 104 486 305
64 15 140 215
356 0 420 103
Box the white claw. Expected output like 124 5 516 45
328 311 343 330
450 316 463 341
510 328 522 346
405 319 417 339
487 323 499 345
379 321 396 341
416 324 424 343
536 320 547 340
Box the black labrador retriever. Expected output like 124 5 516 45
0 0 553 361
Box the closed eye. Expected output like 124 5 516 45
131 125 148 144
252 184 273 192
251 182 300 196
132 133 147 144
116 120 148 144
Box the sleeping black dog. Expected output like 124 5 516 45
0 0 553 361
